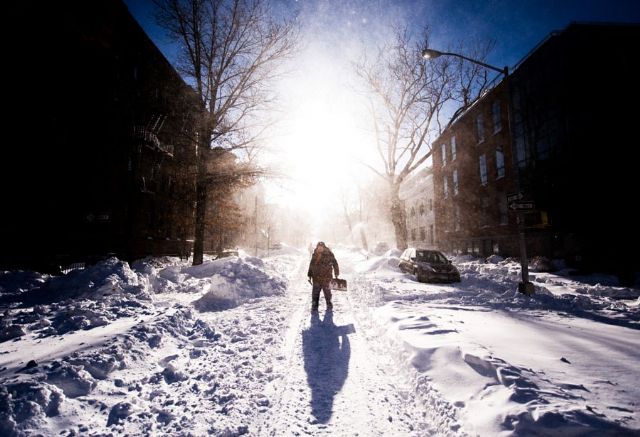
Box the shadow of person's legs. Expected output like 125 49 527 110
302 311 352 423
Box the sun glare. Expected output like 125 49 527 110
266 48 375 221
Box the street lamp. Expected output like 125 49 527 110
422 47 534 295
422 48 508 77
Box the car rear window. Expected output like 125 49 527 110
416 250 447 263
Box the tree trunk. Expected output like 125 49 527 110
192 130 209 266
390 185 408 250
360 227 369 252
192 176 207 265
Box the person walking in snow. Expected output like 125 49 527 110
307 242 340 312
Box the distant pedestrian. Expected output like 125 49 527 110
307 242 340 312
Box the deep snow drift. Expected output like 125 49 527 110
1 252 294 436
1 246 638 436
345 249 639 435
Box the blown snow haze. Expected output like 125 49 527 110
1 248 638 435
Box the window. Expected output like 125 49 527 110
410 206 416 217
499 195 508 225
454 205 461 231
479 154 488 185
453 170 459 195
476 114 485 143
411 228 416 241
419 203 425 215
443 175 449 198
496 147 505 179
451 136 457 161
420 227 426 241
441 143 447 166
429 198 433 211
492 100 502 133
481 197 490 227
429 225 434 245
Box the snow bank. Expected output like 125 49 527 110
35 257 150 302
0 251 296 436
131 253 289 309
0 381 63 435
1 252 290 344
262 242 303 257
192 257 287 311
135 254 289 312
0 271 49 297
344 249 640 435
0 257 151 307
0 306 225 435
0 259 155 343
354 255 402 274
353 255 640 326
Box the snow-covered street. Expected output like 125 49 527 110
1 246 639 436
259 267 430 436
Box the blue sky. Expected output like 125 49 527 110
124 0 640 73
122 0 640 214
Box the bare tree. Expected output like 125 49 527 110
154 0 298 264
355 27 491 250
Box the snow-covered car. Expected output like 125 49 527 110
373 241 390 255
398 248 461 283
213 249 239 259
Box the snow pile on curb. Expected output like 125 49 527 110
0 257 150 303
1 253 290 343
354 255 640 325
354 255 402 274
345 249 640 435
0 307 223 435
187 257 288 311
131 255 289 312
0 258 154 342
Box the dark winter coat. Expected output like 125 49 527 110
307 249 339 285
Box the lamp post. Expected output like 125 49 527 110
422 48 534 295
422 48 508 77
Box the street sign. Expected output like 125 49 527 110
507 192 524 203
509 201 536 211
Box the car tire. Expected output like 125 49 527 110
416 271 425 283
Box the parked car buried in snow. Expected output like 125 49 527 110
213 249 239 259
373 241 390 255
398 248 461 283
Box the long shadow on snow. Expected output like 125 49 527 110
302 311 354 424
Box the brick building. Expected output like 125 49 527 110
432 80 518 256
2 1 200 271
432 22 640 280
400 168 437 249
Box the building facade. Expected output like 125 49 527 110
2 1 200 271
433 81 519 256
432 22 640 280
400 168 437 249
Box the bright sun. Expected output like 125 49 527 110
265 47 375 220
